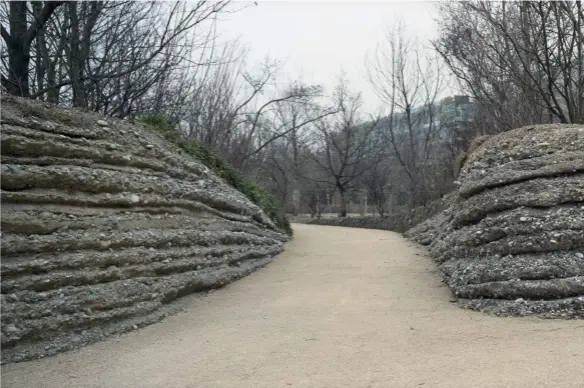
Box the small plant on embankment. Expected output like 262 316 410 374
137 114 292 236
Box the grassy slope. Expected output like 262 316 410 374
138 115 292 236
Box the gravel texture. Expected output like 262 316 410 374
0 95 288 364
406 124 584 318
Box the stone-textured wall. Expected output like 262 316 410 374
1 96 288 363
406 124 584 319
306 193 456 233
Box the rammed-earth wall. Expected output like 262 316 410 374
0 96 288 363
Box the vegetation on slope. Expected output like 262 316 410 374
137 114 292 236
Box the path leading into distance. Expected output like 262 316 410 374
3 224 583 388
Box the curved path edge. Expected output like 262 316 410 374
2 224 583 388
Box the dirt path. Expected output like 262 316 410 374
2 224 583 388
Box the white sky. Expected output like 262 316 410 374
215 0 456 113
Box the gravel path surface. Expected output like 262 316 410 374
2 224 583 388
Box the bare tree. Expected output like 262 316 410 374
252 90 339 212
177 54 335 173
305 79 380 217
359 154 392 216
1 0 231 115
434 1 584 129
1 1 64 96
367 22 446 207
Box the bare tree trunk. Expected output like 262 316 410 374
67 2 87 107
361 190 368 216
2 1 64 97
32 2 47 100
338 185 348 217
46 22 66 104
291 189 300 217
4 2 30 96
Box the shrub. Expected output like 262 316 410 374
137 114 292 235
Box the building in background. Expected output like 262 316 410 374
422 95 476 142
434 95 477 150
378 94 476 145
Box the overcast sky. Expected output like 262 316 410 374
215 1 454 113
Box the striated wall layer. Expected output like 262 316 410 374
0 96 288 363
406 124 584 319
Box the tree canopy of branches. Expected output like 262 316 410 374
177 58 334 172
1 1 230 113
434 1 584 131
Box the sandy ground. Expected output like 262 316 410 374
2 224 584 388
